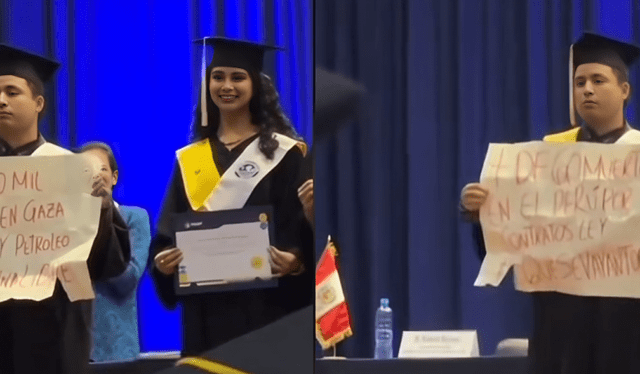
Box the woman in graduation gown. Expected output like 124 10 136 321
151 37 313 355
460 33 640 374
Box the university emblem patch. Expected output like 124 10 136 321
235 161 260 179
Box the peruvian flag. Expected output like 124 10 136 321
315 237 353 349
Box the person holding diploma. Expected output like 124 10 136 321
80 142 151 362
151 37 313 355
460 33 640 374
0 45 131 374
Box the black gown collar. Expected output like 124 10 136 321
0 133 46 156
209 133 260 172
578 122 630 144
212 133 260 153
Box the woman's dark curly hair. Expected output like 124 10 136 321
192 64 301 160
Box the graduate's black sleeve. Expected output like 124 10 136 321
87 202 131 281
459 203 487 260
298 147 315 273
270 148 314 308
471 223 486 259
299 146 313 182
149 163 186 309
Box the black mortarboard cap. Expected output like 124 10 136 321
315 67 366 139
0 44 60 83
194 37 282 128
196 36 281 73
156 306 313 374
572 32 640 72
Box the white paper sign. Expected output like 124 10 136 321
398 330 479 358
476 141 640 298
0 155 101 302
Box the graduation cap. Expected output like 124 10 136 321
198 36 281 73
315 67 366 139
195 37 282 128
156 306 313 374
569 32 640 126
0 44 60 83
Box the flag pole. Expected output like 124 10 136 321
321 343 346 359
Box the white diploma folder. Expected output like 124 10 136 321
172 206 277 295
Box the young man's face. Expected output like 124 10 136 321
0 75 44 135
573 63 630 128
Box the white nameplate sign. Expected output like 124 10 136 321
398 330 479 358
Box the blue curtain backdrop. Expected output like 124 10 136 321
315 0 640 358
0 0 311 352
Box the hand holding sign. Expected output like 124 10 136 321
461 182 489 211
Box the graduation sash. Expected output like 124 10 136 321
542 126 640 144
177 133 305 212
616 128 640 144
31 142 72 156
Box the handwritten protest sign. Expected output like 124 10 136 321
476 141 640 297
0 155 100 302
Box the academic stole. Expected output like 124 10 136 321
543 127 640 144
176 133 304 212
543 127 580 143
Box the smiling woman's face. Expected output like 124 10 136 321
209 66 253 114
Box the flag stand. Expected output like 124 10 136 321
320 344 346 359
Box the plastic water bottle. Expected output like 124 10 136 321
374 298 393 359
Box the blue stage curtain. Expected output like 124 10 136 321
315 0 410 358
1 0 311 352
316 0 640 358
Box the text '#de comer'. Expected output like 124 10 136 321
489 148 640 185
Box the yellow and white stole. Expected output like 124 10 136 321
543 126 640 144
177 133 306 212
32 142 72 156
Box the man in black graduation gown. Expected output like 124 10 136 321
460 33 640 374
0 44 131 374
